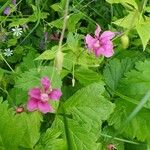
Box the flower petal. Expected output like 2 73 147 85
95 24 101 37
101 42 114 57
28 88 41 99
100 31 115 40
38 101 53 113
27 98 38 112
49 89 62 100
85 34 95 50
41 77 51 91
94 47 103 57
4 7 10 15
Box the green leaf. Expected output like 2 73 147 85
109 98 150 142
0 99 42 149
7 38 17 47
113 11 139 29
103 58 135 91
75 67 102 86
51 83 115 149
106 0 138 9
35 127 67 150
67 32 79 52
0 100 25 150
51 3 63 12
136 21 150 50
20 112 42 149
118 60 150 103
62 83 115 131
15 66 62 91
67 13 83 32
109 60 150 142
49 13 83 31
35 46 57 60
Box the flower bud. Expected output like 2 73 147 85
55 50 64 73
121 34 129 49
16 107 24 113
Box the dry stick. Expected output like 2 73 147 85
55 0 70 73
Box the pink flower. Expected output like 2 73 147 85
85 24 115 57
27 77 62 114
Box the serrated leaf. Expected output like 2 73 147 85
109 60 150 142
15 66 62 91
106 0 138 9
103 58 135 91
49 13 83 31
136 21 150 50
20 112 42 149
35 127 67 150
109 99 150 142
50 83 115 150
35 46 57 60
118 60 150 102
113 11 139 29
75 67 102 86
0 99 42 150
62 83 115 132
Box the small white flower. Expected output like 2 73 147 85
12 26 23 37
3 48 13 57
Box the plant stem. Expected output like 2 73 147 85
0 54 15 73
57 0 70 53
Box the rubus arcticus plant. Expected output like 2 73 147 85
0 0 150 150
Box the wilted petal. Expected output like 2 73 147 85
41 77 51 91
27 98 38 111
95 24 101 37
49 89 62 100
85 34 95 50
38 101 53 113
100 31 115 40
28 88 41 99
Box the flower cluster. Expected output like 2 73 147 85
27 77 62 114
85 24 115 58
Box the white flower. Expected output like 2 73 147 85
3 48 13 57
12 26 23 37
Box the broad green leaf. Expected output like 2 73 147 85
0 99 42 150
0 100 25 150
62 83 115 132
109 98 150 142
103 58 135 91
7 38 17 47
77 51 104 67
20 112 42 149
75 67 102 86
35 127 67 150
49 13 83 31
15 66 62 91
118 60 150 103
35 47 57 60
67 13 83 32
113 11 139 29
51 3 63 12
106 0 138 9
136 21 150 50
50 83 115 149
67 32 79 52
